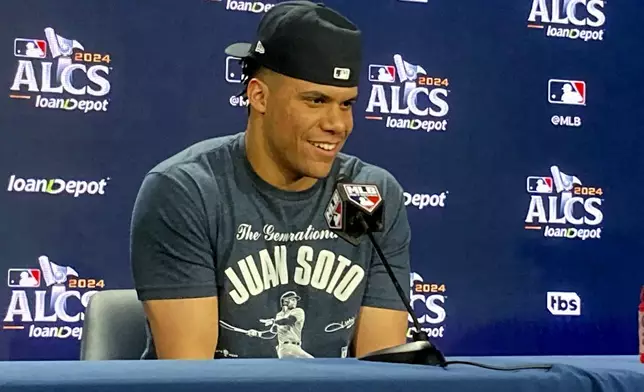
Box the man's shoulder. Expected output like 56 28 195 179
146 132 243 184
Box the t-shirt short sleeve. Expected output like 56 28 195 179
360 169 411 311
130 170 217 301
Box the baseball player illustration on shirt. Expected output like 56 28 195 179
219 291 314 358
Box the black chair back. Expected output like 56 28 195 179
80 289 147 360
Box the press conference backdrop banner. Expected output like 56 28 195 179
0 0 643 361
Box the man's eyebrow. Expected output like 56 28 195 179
298 91 358 102
298 91 331 100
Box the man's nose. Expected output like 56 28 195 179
320 105 349 134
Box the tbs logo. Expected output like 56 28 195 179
547 292 581 316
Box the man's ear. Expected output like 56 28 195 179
247 77 269 114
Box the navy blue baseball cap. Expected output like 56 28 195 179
225 1 362 87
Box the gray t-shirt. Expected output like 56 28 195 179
130 132 411 359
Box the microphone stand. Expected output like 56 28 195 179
354 212 447 366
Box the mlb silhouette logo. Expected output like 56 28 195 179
333 67 351 81
7 268 41 288
368 65 396 83
344 184 382 213
225 56 243 83
526 176 553 194
325 191 343 230
329 202 342 229
14 38 47 58
324 190 342 230
548 79 586 105
352 194 381 210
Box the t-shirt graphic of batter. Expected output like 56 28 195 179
221 291 313 358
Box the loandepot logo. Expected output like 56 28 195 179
7 174 110 197
212 0 276 13
365 54 449 133
9 27 112 113
524 165 603 240
3 255 105 341
527 0 606 42
404 191 448 210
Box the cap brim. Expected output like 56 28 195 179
225 42 253 58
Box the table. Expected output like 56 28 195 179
0 356 642 392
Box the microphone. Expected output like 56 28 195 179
324 177 447 366
323 177 385 246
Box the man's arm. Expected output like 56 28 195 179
273 316 297 326
130 171 219 359
352 170 411 357
143 297 218 359
273 308 304 326
353 307 408 357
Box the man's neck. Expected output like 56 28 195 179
244 128 318 192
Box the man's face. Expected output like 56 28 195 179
284 297 297 309
262 73 358 179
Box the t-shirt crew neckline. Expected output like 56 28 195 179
236 132 327 202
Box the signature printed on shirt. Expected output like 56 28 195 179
324 316 355 333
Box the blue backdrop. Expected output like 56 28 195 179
0 0 643 361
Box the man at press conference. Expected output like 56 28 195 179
130 0 412 360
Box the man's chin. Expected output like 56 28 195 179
304 162 335 179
